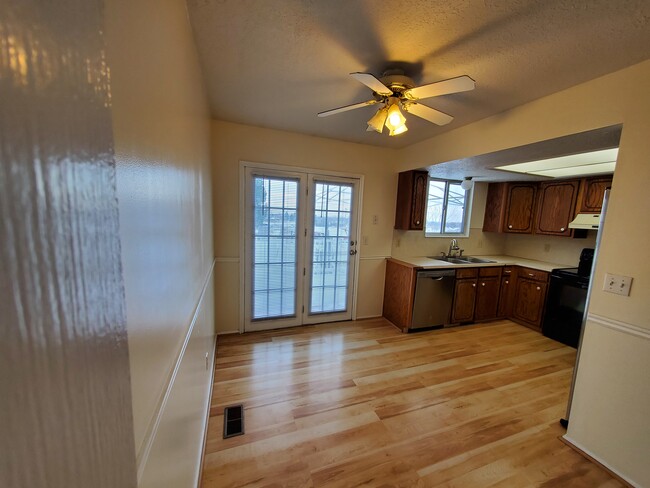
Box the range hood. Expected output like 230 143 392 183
569 213 601 230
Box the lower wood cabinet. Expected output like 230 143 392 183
475 276 501 321
512 275 548 330
451 278 477 323
451 267 502 324
497 274 515 318
383 260 549 334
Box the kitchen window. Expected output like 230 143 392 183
425 178 472 236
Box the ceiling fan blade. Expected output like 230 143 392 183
350 72 393 96
404 103 454 126
317 99 379 117
404 75 475 100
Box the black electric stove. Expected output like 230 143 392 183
542 250 594 348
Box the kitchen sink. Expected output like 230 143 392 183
460 256 496 264
428 255 496 264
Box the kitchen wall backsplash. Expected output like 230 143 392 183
391 228 506 259
504 232 597 266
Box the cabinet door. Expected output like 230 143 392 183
483 183 507 232
394 170 428 230
512 278 547 328
451 279 477 323
410 171 428 229
497 275 515 318
535 180 579 236
504 183 537 233
474 277 501 321
578 176 612 213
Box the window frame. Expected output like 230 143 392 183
424 177 473 238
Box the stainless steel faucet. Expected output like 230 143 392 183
448 239 460 257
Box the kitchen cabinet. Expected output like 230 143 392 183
534 180 580 236
511 267 549 331
474 267 502 321
504 183 537 233
483 182 537 234
497 267 516 318
451 274 477 323
382 260 417 331
576 176 612 213
482 182 507 233
394 170 428 230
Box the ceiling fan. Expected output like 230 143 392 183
318 69 475 136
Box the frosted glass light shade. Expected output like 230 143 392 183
460 178 473 191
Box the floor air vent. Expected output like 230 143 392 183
223 404 244 438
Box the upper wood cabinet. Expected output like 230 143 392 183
395 170 428 230
482 182 507 232
483 182 537 234
534 180 579 236
484 176 613 237
576 176 612 213
503 183 537 233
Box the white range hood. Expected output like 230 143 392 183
568 213 601 230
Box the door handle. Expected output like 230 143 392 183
349 249 357 255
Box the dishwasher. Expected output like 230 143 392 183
411 269 456 329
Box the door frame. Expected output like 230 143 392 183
239 161 364 333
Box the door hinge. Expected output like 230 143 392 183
304 228 307 237
303 267 306 276
302 305 305 313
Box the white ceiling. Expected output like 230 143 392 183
187 0 650 149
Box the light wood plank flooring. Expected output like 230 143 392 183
201 318 622 487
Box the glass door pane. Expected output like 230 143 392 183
308 179 357 319
251 176 298 320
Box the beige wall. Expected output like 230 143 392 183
396 60 650 485
391 182 507 259
211 120 398 332
105 0 214 483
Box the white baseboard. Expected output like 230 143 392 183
562 435 640 487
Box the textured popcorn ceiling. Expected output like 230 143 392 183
188 0 650 148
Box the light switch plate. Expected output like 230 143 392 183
603 273 633 296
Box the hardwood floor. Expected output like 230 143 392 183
201 319 622 487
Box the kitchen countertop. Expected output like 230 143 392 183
388 255 571 273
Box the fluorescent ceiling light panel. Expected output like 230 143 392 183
495 148 618 177
533 161 617 178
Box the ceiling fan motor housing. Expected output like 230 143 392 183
379 73 415 95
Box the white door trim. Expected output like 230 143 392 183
239 160 364 333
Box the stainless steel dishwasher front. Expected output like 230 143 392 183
411 269 456 329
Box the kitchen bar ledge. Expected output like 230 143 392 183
389 255 570 272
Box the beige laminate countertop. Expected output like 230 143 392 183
389 255 571 273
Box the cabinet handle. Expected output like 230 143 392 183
505 280 509 284
472 283 476 287
560 227 565 231
481 282 485 286
416 220 420 225
536 286 541 291
528 273 534 277
508 224 513 229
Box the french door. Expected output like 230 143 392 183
244 167 360 332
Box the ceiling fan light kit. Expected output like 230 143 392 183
319 70 475 137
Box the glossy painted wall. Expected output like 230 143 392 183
104 0 215 481
0 1 137 487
